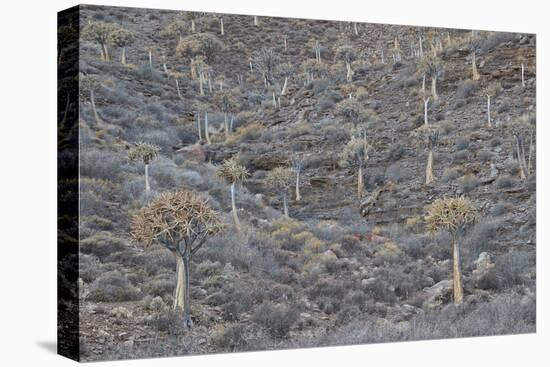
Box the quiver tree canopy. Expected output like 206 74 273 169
216 157 249 184
131 190 224 250
127 141 160 164
425 196 478 234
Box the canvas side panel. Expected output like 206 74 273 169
57 5 80 362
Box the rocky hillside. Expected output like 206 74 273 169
65 5 536 361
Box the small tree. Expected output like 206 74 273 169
82 21 117 61
425 130 439 185
468 36 482 81
79 74 102 124
127 142 160 196
420 55 444 100
266 167 294 218
513 131 529 180
425 197 478 305
483 82 501 127
336 45 358 82
252 48 279 87
216 158 249 232
340 133 371 199
291 157 304 201
185 11 203 33
214 90 238 139
276 62 294 96
131 190 223 327
107 28 134 65
191 57 208 95
165 20 187 44
177 33 224 64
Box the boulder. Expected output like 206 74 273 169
419 279 452 308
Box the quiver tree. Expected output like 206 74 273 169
513 130 530 180
275 62 294 96
301 59 318 84
216 158 249 232
177 33 224 65
340 133 371 199
214 90 239 138
425 130 439 185
191 57 208 95
127 142 160 196
82 21 117 61
107 28 134 65
518 55 527 87
185 12 203 33
131 190 223 327
425 197 478 305
482 82 502 127
266 167 294 218
420 55 445 100
58 25 78 64
392 39 402 64
309 39 323 64
468 36 482 81
336 45 359 82
291 157 304 201
165 20 187 44
252 47 279 87
79 74 102 124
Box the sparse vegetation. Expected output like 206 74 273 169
67 6 536 361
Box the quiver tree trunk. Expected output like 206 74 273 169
514 132 528 180
471 52 480 80
191 20 196 33
175 79 183 100
431 77 438 100
521 63 525 87
357 165 364 199
220 18 224 35
121 47 126 65
425 131 438 185
426 150 435 184
230 182 242 232
173 251 192 327
346 61 353 82
452 237 464 305
148 50 153 70
90 90 100 124
144 163 151 195
424 98 430 126
281 77 288 96
254 16 258 26
204 111 211 144
282 192 289 218
196 112 202 142
102 43 111 61
199 72 205 95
